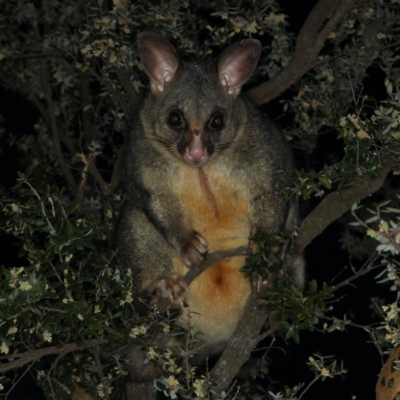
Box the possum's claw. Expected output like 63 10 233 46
148 273 188 313
180 231 208 268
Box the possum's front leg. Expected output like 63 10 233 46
146 222 206 311
171 231 207 268
138 191 207 311
144 192 208 268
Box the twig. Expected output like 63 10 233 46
39 307 69 314
255 324 280 343
77 156 91 206
335 255 381 291
297 373 323 400
4 361 35 400
92 347 110 400
76 153 108 194
184 246 251 285
76 148 122 198
46 353 65 399
318 315 378 332
24 181 56 233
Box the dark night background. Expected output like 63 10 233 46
0 1 392 399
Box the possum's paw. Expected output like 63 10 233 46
180 232 207 268
148 273 188 313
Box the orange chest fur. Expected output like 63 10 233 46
172 165 252 342
174 165 252 252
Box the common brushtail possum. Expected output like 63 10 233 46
116 32 304 349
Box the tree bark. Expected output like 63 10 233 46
294 156 399 256
210 290 278 392
246 0 359 105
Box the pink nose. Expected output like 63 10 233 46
188 148 205 164
184 128 207 165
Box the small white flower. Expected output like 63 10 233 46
7 326 18 335
20 281 33 291
1 342 9 355
43 331 52 343
356 129 370 139
96 383 105 398
321 367 330 377
167 375 179 392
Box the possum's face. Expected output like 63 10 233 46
137 32 261 166
164 103 223 166
141 62 239 166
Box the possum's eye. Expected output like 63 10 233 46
168 111 185 128
209 114 224 130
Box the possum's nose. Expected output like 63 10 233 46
184 129 208 165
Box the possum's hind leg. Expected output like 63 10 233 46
148 272 188 313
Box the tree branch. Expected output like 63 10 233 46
294 156 399 255
31 16 77 191
116 68 143 122
246 0 359 105
210 290 279 391
0 338 108 374
76 153 108 194
184 246 251 285
76 148 123 199
106 146 124 196
29 92 77 157
80 74 95 146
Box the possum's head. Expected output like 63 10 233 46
137 32 261 166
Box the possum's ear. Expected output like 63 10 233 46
218 39 261 96
137 32 180 93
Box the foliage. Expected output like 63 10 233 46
268 354 347 400
0 0 400 399
0 173 132 398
